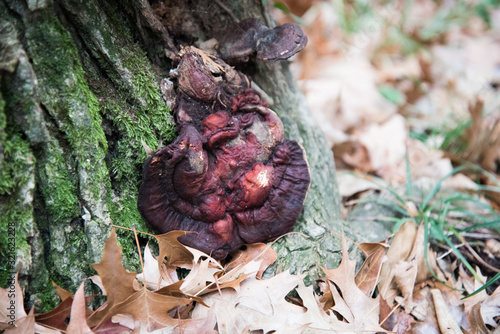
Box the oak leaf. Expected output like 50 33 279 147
88 229 137 328
136 243 170 290
322 237 384 332
66 281 93 334
355 241 388 296
109 287 194 332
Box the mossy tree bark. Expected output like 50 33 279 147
0 0 344 310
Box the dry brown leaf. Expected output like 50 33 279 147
467 303 491 334
52 282 73 302
109 313 136 331
394 310 415 334
4 307 35 334
136 243 170 290
355 241 388 296
379 221 417 304
0 274 26 324
410 286 440 334
358 114 407 175
337 172 381 198
486 239 500 257
193 271 315 333
293 280 341 331
431 289 462 334
463 99 500 173
88 276 106 296
406 138 453 184
34 323 64 334
171 308 218 334
479 285 500 328
322 237 384 332
224 243 277 281
89 229 137 328
199 273 252 297
327 278 354 323
180 258 222 296
336 141 373 173
410 223 443 284
110 287 194 332
91 316 135 334
155 231 195 276
461 266 489 311
66 281 93 334
317 280 334 311
35 297 73 331
393 259 418 304
379 221 443 308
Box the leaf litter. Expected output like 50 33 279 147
2 223 499 333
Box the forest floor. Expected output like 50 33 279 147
275 0 500 332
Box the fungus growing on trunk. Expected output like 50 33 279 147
138 46 310 260
218 18 308 63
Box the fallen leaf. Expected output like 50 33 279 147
467 303 491 334
322 237 384 332
66 281 93 334
479 285 500 328
461 266 489 311
89 229 137 328
112 287 201 332
155 231 196 280
35 297 73 330
394 310 415 334
379 221 418 305
4 307 35 334
89 275 106 295
337 172 381 198
171 307 218 334
224 243 277 281
355 241 388 296
431 289 462 334
52 282 73 302
136 243 170 290
0 274 26 324
180 258 221 296
193 271 310 333
358 114 407 175
486 239 500 257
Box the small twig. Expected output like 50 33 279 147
462 232 500 239
133 224 146 283
111 224 156 237
437 243 465 260
461 237 500 272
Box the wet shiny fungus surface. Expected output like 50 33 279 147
138 47 310 259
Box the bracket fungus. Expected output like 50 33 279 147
138 45 310 260
218 18 308 63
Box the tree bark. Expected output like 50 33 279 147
0 0 344 310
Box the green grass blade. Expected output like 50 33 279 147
462 270 500 299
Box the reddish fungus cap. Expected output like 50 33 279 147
138 48 310 260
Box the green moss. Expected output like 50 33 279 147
75 22 175 269
26 12 108 181
0 90 36 288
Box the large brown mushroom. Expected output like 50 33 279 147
138 47 310 259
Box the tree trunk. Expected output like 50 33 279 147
0 0 344 310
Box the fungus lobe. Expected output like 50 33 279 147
138 47 310 259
